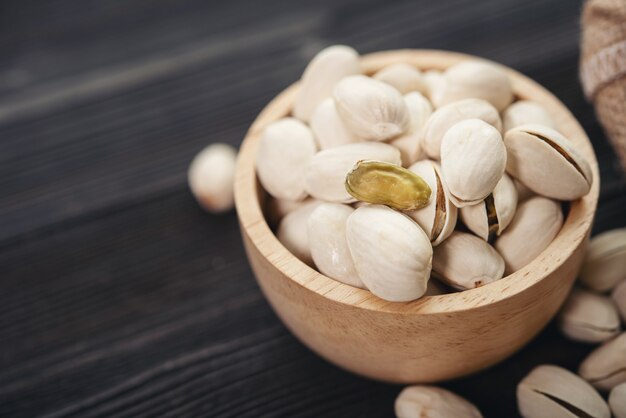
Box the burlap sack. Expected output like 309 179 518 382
581 0 626 170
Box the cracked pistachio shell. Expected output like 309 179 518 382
579 333 626 391
390 92 432 166
188 143 237 213
257 118 317 201
580 228 626 292
307 203 364 288
333 75 410 141
304 142 401 202
293 45 361 122
495 196 563 275
441 119 507 207
346 205 432 302
558 289 621 343
310 98 357 150
613 281 626 322
437 60 513 111
395 385 483 418
432 231 504 290
277 200 322 266
423 70 445 104
373 63 427 94
503 100 557 133
422 98 502 160
517 364 610 418
505 124 593 200
406 160 457 245
609 383 626 418
460 173 518 242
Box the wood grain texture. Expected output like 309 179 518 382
1 0 625 416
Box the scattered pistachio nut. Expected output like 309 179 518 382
440 119 507 207
345 161 431 210
503 100 557 133
333 75 410 141
293 45 361 122
346 205 432 302
558 288 621 343
304 142 401 202
613 280 626 322
495 196 563 275
580 228 626 292
432 231 505 290
460 173 518 242
436 60 513 111
609 383 626 418
188 143 237 213
422 98 502 159
373 63 427 94
504 124 593 200
256 118 317 201
390 92 432 166
517 364 610 418
277 200 322 266
307 203 364 288
579 333 626 391
406 160 458 245
310 98 357 149
395 385 483 418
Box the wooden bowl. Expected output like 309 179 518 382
234 50 599 383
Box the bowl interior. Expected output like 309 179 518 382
235 49 599 315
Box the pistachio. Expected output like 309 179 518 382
346 205 432 302
307 203 364 288
495 196 563 274
460 173 518 242
333 75 410 141
395 385 483 418
304 142 401 202
390 92 432 166
432 231 505 290
187 143 237 213
440 119 507 207
422 98 502 160
436 60 513 111
580 228 626 292
613 281 626 322
579 333 626 391
266 197 313 226
406 160 457 245
609 383 626 418
504 124 593 200
517 364 610 418
277 200 323 266
514 178 535 202
256 118 317 201
503 100 557 132
293 45 361 122
345 161 431 210
373 63 427 94
423 69 445 104
309 98 357 149
558 289 621 343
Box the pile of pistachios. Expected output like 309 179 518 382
257 45 594 302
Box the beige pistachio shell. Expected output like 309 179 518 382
304 142 401 202
460 173 518 241
333 75 410 141
609 383 626 418
495 196 563 274
504 124 593 200
390 92 432 166
579 333 626 391
277 200 323 266
613 280 626 323
436 60 513 111
514 178 535 202
293 45 361 122
423 70 445 104
346 205 432 302
187 143 237 213
406 160 457 245
266 197 313 226
580 228 626 292
517 364 610 418
503 100 557 132
441 119 507 207
256 118 317 201
422 98 502 160
395 385 483 418
373 63 426 94
307 203 364 288
432 231 504 290
558 289 621 343
309 98 357 149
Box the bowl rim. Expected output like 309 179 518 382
234 49 599 315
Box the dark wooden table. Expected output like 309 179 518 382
1 0 625 416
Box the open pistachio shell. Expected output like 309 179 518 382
580 228 626 292
579 333 626 391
